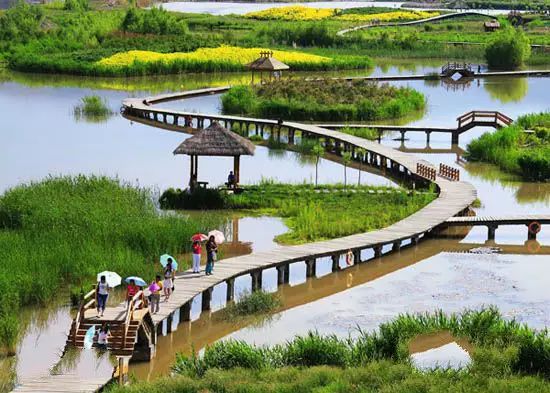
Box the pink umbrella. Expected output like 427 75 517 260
191 233 208 242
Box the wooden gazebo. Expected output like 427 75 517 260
247 51 290 84
173 121 255 190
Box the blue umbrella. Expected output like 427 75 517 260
125 276 147 287
84 325 95 350
160 254 178 271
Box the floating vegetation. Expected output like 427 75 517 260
73 95 114 123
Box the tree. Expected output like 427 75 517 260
485 27 531 70
342 151 352 189
311 144 325 187
356 148 366 186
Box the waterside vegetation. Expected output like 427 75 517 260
109 308 550 393
221 79 426 122
160 182 436 245
0 175 217 355
466 112 550 181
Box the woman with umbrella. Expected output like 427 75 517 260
205 235 219 276
191 234 207 273
95 271 121 318
163 258 176 301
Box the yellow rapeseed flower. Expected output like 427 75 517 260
244 6 336 21
337 11 439 23
97 46 332 68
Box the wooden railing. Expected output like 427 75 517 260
417 163 436 181
457 110 513 130
121 290 145 350
441 62 472 74
72 287 96 345
439 163 460 181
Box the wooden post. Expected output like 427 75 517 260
189 154 194 188
251 270 262 292
180 301 191 322
487 225 497 240
374 245 382 258
353 250 361 264
202 288 212 311
305 259 316 277
166 313 173 334
452 131 459 145
527 225 537 240
226 278 235 302
331 255 339 272
116 356 130 386
234 156 240 185
412 235 420 246
276 265 285 285
426 131 432 146
392 240 401 252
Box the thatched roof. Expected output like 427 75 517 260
247 51 290 71
173 122 255 156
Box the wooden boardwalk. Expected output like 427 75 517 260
445 215 550 225
12 86 478 393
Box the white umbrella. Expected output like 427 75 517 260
208 229 225 244
97 271 121 288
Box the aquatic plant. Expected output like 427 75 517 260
222 290 281 320
73 95 113 122
485 27 531 70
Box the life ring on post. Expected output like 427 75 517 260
346 250 354 266
528 221 541 235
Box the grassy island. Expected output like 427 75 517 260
221 79 426 122
108 308 550 393
466 112 550 181
160 182 436 245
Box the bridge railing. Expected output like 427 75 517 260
439 163 460 181
72 287 96 345
416 163 436 181
121 290 146 350
441 62 472 75
457 110 513 129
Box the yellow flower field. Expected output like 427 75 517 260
244 5 336 21
337 11 439 23
97 46 332 68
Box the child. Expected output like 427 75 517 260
163 260 175 301
97 323 110 350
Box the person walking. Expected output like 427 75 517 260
149 275 163 314
205 235 218 276
97 323 110 350
126 279 139 309
96 275 110 317
163 260 175 302
192 240 202 273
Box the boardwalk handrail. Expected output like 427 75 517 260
72 288 96 345
439 163 460 181
417 163 436 181
457 110 513 130
121 290 144 350
442 62 472 75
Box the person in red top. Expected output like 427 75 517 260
126 279 139 308
192 240 201 273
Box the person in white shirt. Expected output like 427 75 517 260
96 275 110 317
97 323 110 350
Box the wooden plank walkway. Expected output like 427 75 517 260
11 375 110 393
446 215 550 225
12 86 478 393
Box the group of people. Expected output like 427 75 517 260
192 235 218 276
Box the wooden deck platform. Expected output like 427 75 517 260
445 215 550 225
11 375 111 393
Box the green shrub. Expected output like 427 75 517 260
122 7 188 35
283 332 351 367
0 0 44 45
159 188 227 210
202 340 268 370
485 27 531 69
223 290 281 319
64 0 89 11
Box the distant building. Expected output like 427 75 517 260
484 20 501 32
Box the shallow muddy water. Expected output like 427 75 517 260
1 65 548 387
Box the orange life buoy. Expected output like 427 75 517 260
528 221 541 235
346 251 354 266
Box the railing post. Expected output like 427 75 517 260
226 278 235 302
305 259 316 278
202 288 212 311
180 301 191 322
331 254 339 272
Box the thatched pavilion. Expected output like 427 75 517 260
247 51 290 84
173 122 255 190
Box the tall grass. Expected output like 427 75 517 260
221 79 426 122
466 112 550 181
0 175 218 351
166 308 549 383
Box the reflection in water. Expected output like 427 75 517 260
484 77 529 104
409 331 472 370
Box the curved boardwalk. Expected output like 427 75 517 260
337 11 495 36
12 87 478 393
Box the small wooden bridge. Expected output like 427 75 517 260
441 62 475 78
444 215 550 240
315 110 513 145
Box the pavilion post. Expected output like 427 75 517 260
234 155 240 185
189 154 194 188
